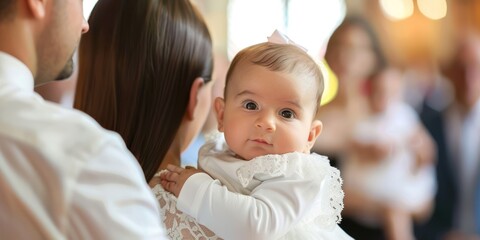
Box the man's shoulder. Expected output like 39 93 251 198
0 95 128 162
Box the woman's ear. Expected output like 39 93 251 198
186 77 204 120
26 0 47 19
307 120 322 150
214 97 225 132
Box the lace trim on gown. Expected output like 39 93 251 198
235 152 344 229
152 171 222 240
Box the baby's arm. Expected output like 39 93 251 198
409 124 436 171
162 164 329 240
349 137 392 163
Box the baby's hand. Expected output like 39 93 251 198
160 164 202 197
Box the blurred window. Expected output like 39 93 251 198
227 0 346 61
83 0 98 20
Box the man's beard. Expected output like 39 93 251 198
55 58 74 81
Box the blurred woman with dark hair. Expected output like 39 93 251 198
313 16 387 168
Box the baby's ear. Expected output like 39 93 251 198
214 97 226 132
307 120 322 150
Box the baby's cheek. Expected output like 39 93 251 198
294 139 312 154
282 140 307 154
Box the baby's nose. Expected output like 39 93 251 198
255 113 276 131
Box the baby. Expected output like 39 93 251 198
345 66 436 240
161 31 352 240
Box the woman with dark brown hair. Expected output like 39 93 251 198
74 0 219 238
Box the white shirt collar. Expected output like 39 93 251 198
0 51 34 91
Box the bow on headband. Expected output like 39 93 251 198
267 29 308 52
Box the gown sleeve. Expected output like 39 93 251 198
177 153 344 240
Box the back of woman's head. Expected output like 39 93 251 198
75 0 213 181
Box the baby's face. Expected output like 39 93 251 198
215 63 322 160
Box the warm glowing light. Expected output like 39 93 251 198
417 0 447 20
379 0 414 21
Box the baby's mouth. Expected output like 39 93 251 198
251 138 271 145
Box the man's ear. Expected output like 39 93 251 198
26 0 47 19
186 77 204 120
214 97 225 132
307 120 322 150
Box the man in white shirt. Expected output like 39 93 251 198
0 0 166 239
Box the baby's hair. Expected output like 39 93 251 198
225 42 324 115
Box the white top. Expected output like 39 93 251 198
344 102 435 212
0 52 167 240
175 134 352 240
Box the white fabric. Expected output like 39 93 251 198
0 52 167 240
175 134 352 240
344 102 436 211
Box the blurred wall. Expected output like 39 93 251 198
191 0 228 57
344 0 480 67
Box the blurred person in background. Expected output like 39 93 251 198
315 15 436 239
345 66 436 240
312 15 386 169
313 15 387 239
416 30 480 240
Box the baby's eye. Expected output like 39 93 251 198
280 109 295 119
243 101 258 110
